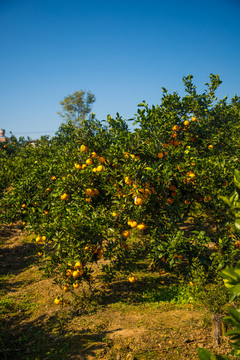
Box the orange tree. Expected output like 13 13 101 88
130 74 240 274
0 74 240 302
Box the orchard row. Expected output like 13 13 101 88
0 74 239 303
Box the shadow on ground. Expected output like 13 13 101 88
0 310 117 360
0 225 37 277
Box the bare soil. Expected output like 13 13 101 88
0 225 233 360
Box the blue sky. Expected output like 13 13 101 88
0 0 240 139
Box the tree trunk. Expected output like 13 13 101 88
212 313 224 345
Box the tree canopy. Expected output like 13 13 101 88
58 90 96 126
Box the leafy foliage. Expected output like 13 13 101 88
198 169 240 359
57 90 96 126
0 74 239 310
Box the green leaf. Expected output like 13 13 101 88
235 219 240 230
197 347 230 360
218 195 231 207
221 267 240 283
234 169 240 189
229 284 240 301
224 307 240 326
138 102 146 107
230 191 239 206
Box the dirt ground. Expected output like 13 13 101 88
0 225 233 360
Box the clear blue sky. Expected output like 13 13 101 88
1 0 240 139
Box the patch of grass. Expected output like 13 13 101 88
0 295 37 315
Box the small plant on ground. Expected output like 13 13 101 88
198 169 240 359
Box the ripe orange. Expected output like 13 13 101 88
36 235 42 243
73 282 79 289
80 145 88 152
167 198 173 204
122 230 130 238
129 276 135 283
187 171 195 179
129 220 138 228
42 235 47 242
157 152 164 159
184 120 190 126
125 177 131 185
61 193 68 200
51 175 56 180
85 188 94 197
54 297 61 305
137 223 146 230
112 211 118 217
172 125 179 132
72 270 83 278
96 165 103 172
66 269 73 276
21 204 26 208
86 158 93 165
192 116 197 122
134 197 143 206
91 152 97 158
74 261 82 269
208 144 213 150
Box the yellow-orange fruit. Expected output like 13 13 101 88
80 145 88 152
122 230 130 238
61 193 68 200
134 197 143 206
137 223 146 230
96 165 103 172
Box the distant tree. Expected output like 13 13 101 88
58 90 96 126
